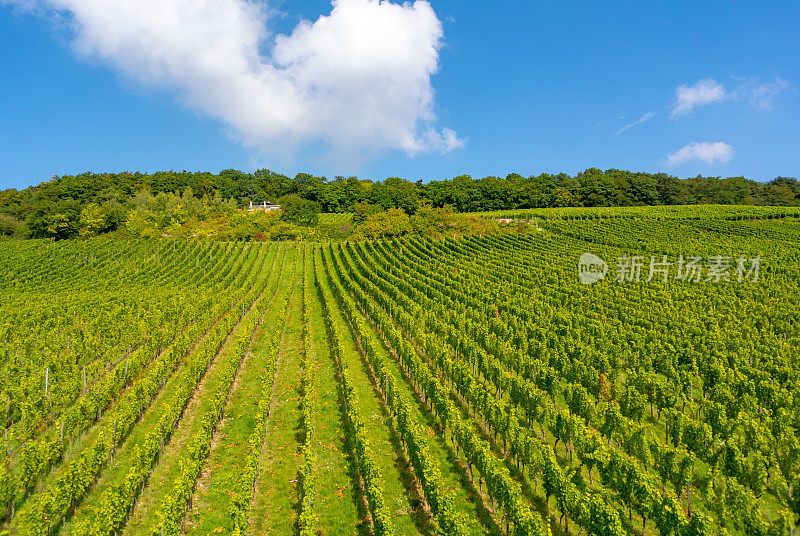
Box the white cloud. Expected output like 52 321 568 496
669 77 793 118
665 142 733 166
671 78 728 118
6 0 463 163
616 111 655 135
748 77 792 110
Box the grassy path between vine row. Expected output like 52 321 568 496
8 247 270 527
304 246 362 536
181 245 297 536
54 246 280 536
316 249 425 536
383 238 722 536
247 246 302 535
330 246 500 536
112 247 287 536
340 244 563 533
349 243 584 536
341 292 501 536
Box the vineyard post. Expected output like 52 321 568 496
45 367 52 422
83 364 87 393
687 481 691 518
3 429 8 521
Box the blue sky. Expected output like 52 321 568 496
1 0 798 190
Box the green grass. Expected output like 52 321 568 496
247 247 304 535
304 245 363 536
328 246 501 536
120 248 291 536
9 252 271 533
55 246 282 536
341 287 501 536
182 246 296 535
316 248 426 536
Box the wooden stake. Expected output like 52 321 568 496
687 482 692 518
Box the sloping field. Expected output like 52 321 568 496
0 205 798 536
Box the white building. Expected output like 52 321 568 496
248 201 282 212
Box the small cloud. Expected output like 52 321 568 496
748 77 792 110
445 14 456 23
671 79 728 118
666 141 733 166
616 111 656 135
669 76 792 118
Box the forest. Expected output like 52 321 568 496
0 168 797 240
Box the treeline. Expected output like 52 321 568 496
0 168 797 239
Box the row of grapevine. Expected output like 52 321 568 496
313 249 395 536
422 231 794 533
3 241 253 486
2 241 208 447
228 254 295 536
323 245 547 536
321 246 472 536
11 245 277 535
3 242 251 517
298 247 319 536
360 237 723 534
150 246 285 536
366 221 797 535
366 237 696 526
341 237 748 536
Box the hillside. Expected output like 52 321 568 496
1 169 798 240
0 205 798 536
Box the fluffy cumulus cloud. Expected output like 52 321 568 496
665 142 733 166
670 78 728 118
7 0 463 162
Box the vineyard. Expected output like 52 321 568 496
0 205 798 536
